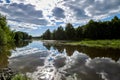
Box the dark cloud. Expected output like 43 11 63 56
52 7 65 19
67 5 88 19
0 3 48 25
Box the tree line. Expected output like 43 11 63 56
0 13 32 45
41 16 120 40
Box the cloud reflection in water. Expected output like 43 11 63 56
8 41 120 80
27 51 120 80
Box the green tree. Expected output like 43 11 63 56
76 26 83 40
55 26 66 40
52 29 57 40
84 20 97 39
111 16 120 39
41 16 120 40
65 23 75 40
42 29 51 40
14 31 31 41
0 28 7 44
0 13 14 44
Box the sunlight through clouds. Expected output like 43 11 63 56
0 0 120 36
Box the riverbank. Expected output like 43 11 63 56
0 68 30 80
65 40 120 49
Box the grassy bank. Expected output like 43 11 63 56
66 40 120 49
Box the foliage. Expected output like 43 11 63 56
41 16 120 40
12 74 30 80
14 31 32 41
65 23 75 40
0 13 32 45
41 29 51 40
52 26 66 40
0 28 7 44
76 26 83 40
0 14 14 44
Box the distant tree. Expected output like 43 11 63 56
14 32 23 41
55 26 66 40
42 29 51 40
76 26 83 40
14 31 32 41
41 16 120 40
111 16 120 39
65 23 76 40
52 29 57 40
84 20 97 39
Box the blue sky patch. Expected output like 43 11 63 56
6 0 10 3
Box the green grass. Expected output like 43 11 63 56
12 74 30 80
66 40 120 49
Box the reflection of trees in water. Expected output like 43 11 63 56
15 40 32 48
0 44 14 68
0 40 32 68
43 43 51 50
43 43 120 61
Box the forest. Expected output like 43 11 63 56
0 13 32 45
41 16 120 40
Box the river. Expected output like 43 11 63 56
1 40 120 80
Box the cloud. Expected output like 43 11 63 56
0 0 120 36
61 0 120 23
52 7 65 19
0 3 48 30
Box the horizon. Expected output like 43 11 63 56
0 0 120 37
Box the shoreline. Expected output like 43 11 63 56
40 39 120 49
65 40 120 49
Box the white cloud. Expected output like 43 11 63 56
8 20 40 31
61 0 120 23
0 0 120 36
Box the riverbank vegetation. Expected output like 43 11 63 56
66 40 120 49
41 16 120 40
0 13 32 80
40 16 120 48
0 67 30 80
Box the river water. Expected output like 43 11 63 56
4 40 120 80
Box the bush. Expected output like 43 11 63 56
0 28 7 44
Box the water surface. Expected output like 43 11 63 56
2 40 120 80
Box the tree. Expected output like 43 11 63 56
52 29 57 40
42 29 51 40
14 31 32 41
0 13 32 46
111 16 120 39
84 20 97 39
76 26 83 40
55 26 66 40
65 23 75 40
0 28 7 44
41 16 120 40
0 13 14 44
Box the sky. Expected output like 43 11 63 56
0 0 120 36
